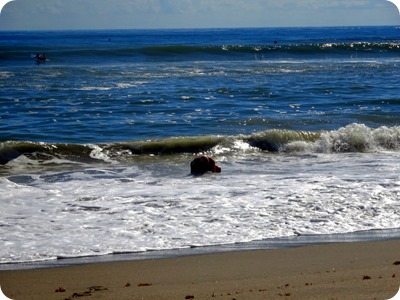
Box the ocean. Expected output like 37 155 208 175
1 26 400 268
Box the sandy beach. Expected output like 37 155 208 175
1 240 399 300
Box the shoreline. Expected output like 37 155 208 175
1 228 400 271
1 239 399 300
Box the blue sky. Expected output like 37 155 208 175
0 0 399 30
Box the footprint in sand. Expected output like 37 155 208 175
64 286 108 299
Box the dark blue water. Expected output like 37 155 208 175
1 27 400 145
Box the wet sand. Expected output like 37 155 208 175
1 240 399 300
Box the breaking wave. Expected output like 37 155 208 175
3 41 400 64
1 124 400 171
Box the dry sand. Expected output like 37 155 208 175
1 240 400 300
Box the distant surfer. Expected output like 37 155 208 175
33 53 46 64
190 155 221 175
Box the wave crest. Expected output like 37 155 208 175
2 124 400 172
4 41 400 64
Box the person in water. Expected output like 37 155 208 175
35 53 46 62
190 155 221 175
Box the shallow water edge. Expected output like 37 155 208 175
1 228 399 271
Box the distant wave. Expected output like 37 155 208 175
138 42 400 58
2 42 400 63
1 124 400 169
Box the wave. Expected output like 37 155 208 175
137 42 400 60
1 124 400 170
2 41 400 63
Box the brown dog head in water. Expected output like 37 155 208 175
190 155 221 175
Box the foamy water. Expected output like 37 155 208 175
1 144 399 264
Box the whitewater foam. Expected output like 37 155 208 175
1 150 400 264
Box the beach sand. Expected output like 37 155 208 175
1 240 399 300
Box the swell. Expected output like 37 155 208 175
2 42 400 63
1 124 400 168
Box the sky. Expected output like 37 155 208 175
0 0 399 31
